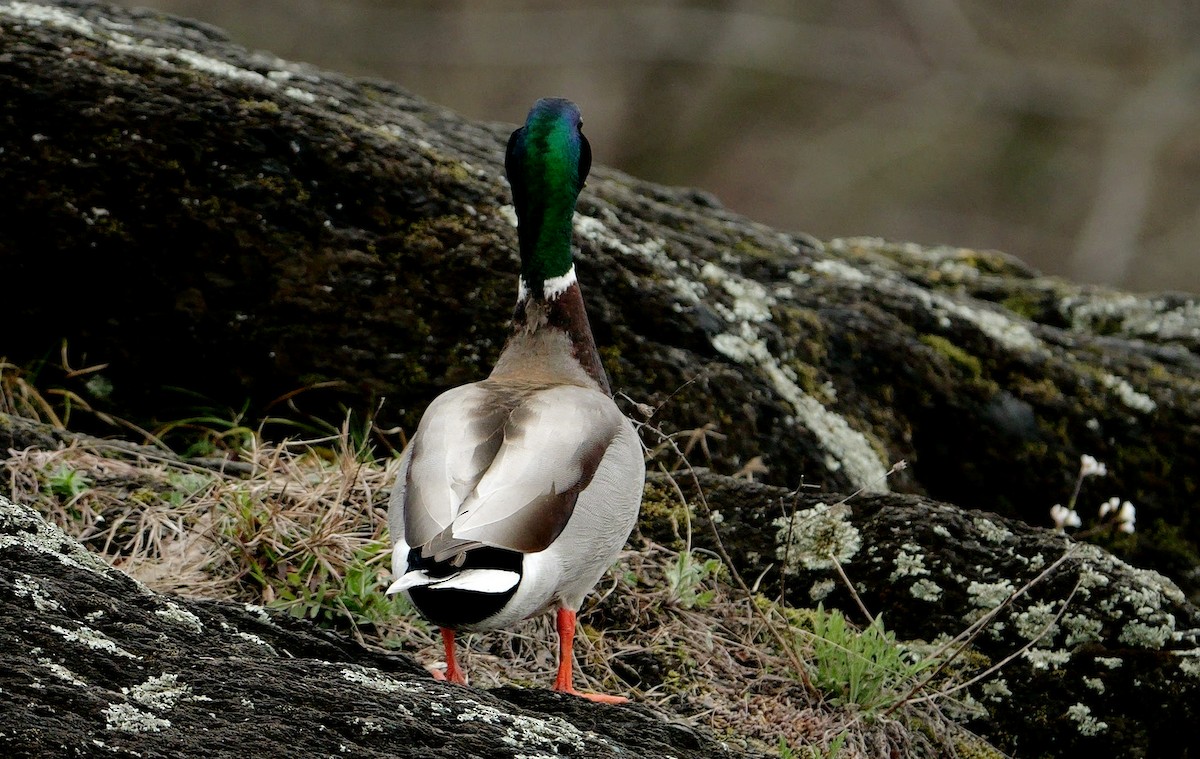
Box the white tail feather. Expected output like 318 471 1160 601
386 568 520 596
386 570 432 595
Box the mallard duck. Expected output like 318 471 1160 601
387 98 645 703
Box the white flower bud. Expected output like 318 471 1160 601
1099 496 1120 518
1050 504 1081 531
1080 454 1107 478
1117 500 1135 527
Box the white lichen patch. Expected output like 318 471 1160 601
242 604 274 625
340 665 426 696
1076 560 1111 596
155 602 204 634
936 260 983 282
1083 676 1105 694
932 524 952 539
980 678 1012 702
1014 601 1060 641
1118 618 1175 649
235 631 276 653
1177 651 1200 679
972 517 1012 544
810 258 870 285
949 691 988 721
1127 298 1200 340
456 701 605 755
795 251 1054 487
889 543 929 581
773 503 862 572
967 579 1014 609
580 212 889 492
1123 561 1186 607
37 658 87 687
836 238 979 271
572 212 665 265
49 624 137 659
284 86 317 104
1095 656 1123 669
219 621 277 654
124 674 193 711
1069 546 1186 650
1100 372 1156 413
909 578 943 602
809 579 836 601
1062 613 1104 647
1061 293 1148 333
701 261 776 322
13 574 63 612
0 1 95 36
1065 702 1108 736
918 286 1041 353
1023 648 1071 670
377 122 407 142
345 717 383 736
496 203 518 229
1122 583 1164 614
103 702 171 733
1060 292 1200 342
573 212 702 304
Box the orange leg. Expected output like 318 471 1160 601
552 607 628 704
434 627 466 685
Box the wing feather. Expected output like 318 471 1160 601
400 381 626 557
403 383 506 548
451 385 622 552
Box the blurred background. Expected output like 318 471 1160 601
110 0 1200 293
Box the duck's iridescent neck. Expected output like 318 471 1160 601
506 98 590 303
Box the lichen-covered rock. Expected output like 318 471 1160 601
640 471 1200 758
0 493 759 758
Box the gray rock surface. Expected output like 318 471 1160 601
638 472 1200 758
0 494 757 759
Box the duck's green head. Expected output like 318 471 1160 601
505 98 592 300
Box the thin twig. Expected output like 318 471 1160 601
641 422 818 695
828 554 874 625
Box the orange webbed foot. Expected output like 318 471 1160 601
428 665 467 685
553 686 629 704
